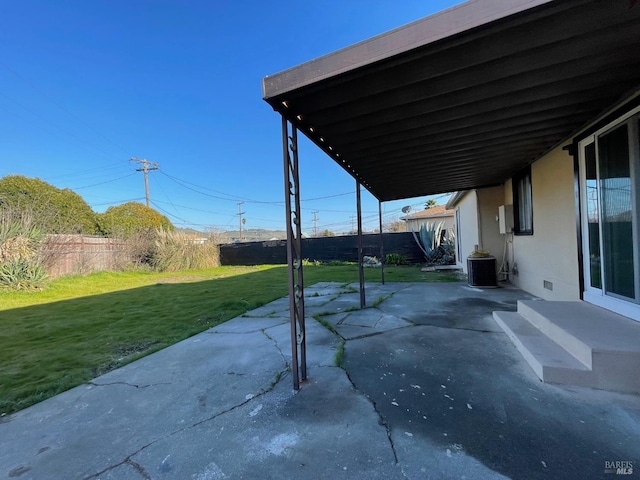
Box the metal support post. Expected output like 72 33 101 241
356 180 366 308
379 200 385 285
282 116 306 390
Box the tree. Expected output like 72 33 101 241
97 202 173 238
387 220 405 232
0 175 98 234
320 229 335 237
424 199 438 209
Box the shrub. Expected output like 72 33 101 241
0 175 98 234
302 258 322 266
97 202 173 238
0 211 47 290
150 228 220 272
0 258 47 290
385 253 407 265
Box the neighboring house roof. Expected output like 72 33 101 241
401 205 454 221
263 0 640 202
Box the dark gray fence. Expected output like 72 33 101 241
219 232 424 266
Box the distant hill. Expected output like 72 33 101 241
224 229 287 242
172 228 286 243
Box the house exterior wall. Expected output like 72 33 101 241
454 191 479 273
507 143 580 301
452 187 505 273
476 187 507 266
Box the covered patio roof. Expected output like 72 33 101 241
263 0 640 201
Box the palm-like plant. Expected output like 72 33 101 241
411 221 456 266
0 211 47 289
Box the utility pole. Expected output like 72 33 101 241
131 158 159 207
237 202 245 241
350 215 356 234
312 211 319 237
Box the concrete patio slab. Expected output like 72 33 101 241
2 281 639 480
322 309 413 340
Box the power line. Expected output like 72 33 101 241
150 200 192 225
160 169 356 205
73 172 137 190
90 197 145 207
152 199 235 216
0 93 128 164
1 61 132 157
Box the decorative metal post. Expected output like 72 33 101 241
379 200 385 285
282 116 306 390
356 180 366 308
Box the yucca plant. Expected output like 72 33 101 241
411 221 456 266
0 258 47 290
0 214 47 290
411 221 443 264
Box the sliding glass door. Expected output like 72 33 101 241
579 109 640 321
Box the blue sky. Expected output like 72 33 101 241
1 0 461 234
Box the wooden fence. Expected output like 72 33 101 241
42 235 132 277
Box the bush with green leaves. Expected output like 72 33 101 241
0 175 98 234
97 202 174 238
385 253 407 265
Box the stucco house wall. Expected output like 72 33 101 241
452 191 478 273
449 187 503 273
506 143 581 301
476 187 507 268
450 147 580 299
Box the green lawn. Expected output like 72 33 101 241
0 264 460 414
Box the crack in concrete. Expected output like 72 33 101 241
312 305 405 474
83 450 152 480
191 368 288 428
261 329 290 370
342 366 401 469
343 325 415 341
419 324 503 334
126 458 152 480
82 367 289 480
88 381 171 390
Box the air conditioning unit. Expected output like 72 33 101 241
467 256 497 287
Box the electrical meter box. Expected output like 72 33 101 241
498 205 514 234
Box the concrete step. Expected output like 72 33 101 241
516 301 593 368
494 301 640 394
493 311 591 386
